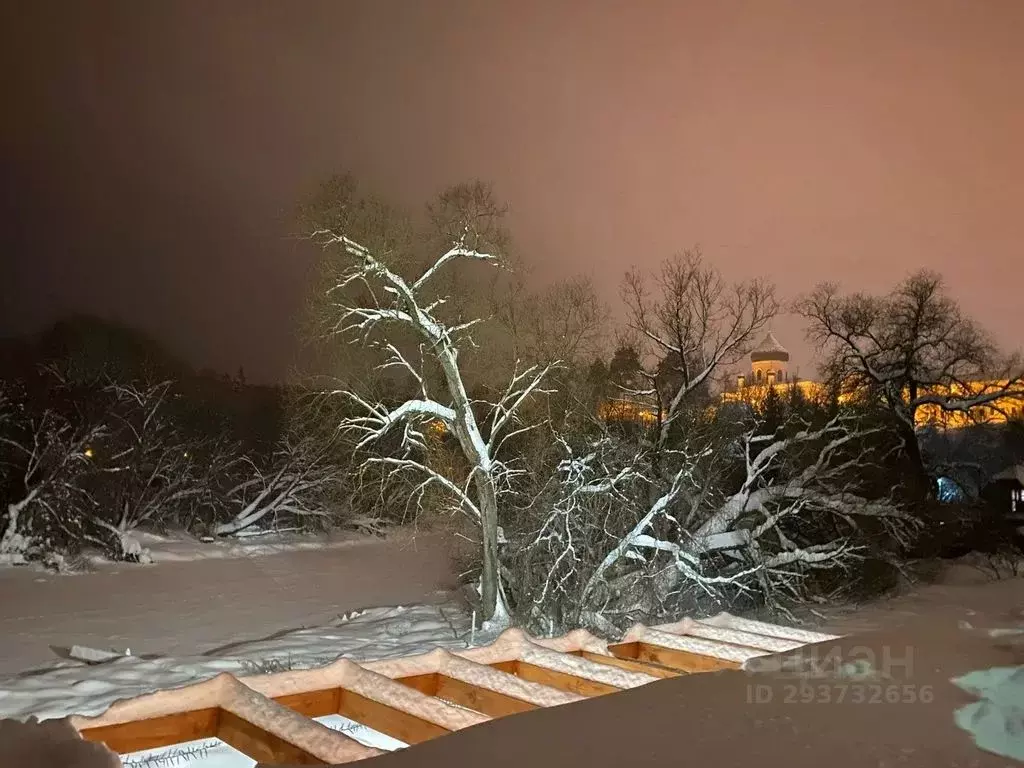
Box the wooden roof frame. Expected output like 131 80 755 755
71 613 839 765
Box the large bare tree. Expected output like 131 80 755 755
307 181 554 625
796 270 1024 493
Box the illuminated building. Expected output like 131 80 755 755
597 333 1022 430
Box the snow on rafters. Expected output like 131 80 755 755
71 615 838 764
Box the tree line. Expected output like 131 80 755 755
294 174 1024 631
0 317 351 567
2 176 1021 636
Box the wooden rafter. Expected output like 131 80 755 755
73 612 840 765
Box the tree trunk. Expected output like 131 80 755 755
897 419 933 500
475 472 501 622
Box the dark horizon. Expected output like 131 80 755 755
3 0 1022 382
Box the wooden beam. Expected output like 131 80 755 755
396 673 440 697
489 660 519 675
434 675 537 717
79 707 220 754
274 688 341 718
510 662 620 697
339 690 449 745
217 709 324 765
579 650 680 679
610 641 738 672
607 641 642 660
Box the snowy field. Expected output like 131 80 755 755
0 531 455 676
0 601 487 721
0 532 471 720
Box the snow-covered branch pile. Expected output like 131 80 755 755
213 433 342 536
0 364 348 567
499 252 926 633
71 381 217 561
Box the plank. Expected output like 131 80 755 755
512 661 620 697
218 709 325 765
395 673 440 697
79 707 220 754
579 650 681 679
274 688 341 718
635 643 739 672
434 675 537 717
339 689 449 745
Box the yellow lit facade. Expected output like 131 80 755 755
723 334 1024 429
597 399 659 425
599 334 1023 430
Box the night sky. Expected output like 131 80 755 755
2 1 1022 382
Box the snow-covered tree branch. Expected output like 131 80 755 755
213 432 342 537
0 384 104 564
73 381 215 561
565 405 917 628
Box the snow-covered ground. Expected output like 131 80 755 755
0 531 455 676
0 602 492 721
0 529 473 722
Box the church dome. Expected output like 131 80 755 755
750 332 790 363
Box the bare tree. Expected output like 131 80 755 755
508 252 781 630
213 432 342 536
0 396 104 562
796 270 1024 492
310 183 554 624
496 277 608 366
583 251 777 573
74 381 212 561
621 249 778 456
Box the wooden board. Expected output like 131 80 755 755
275 688 342 718
79 707 220 754
489 660 519 675
396 673 440 697
339 690 449 745
609 641 738 673
510 661 620 697
434 675 536 717
578 650 681 679
218 709 324 765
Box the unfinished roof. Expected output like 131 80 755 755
70 614 839 765
750 332 790 363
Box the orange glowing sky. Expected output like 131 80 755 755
2 0 1021 380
